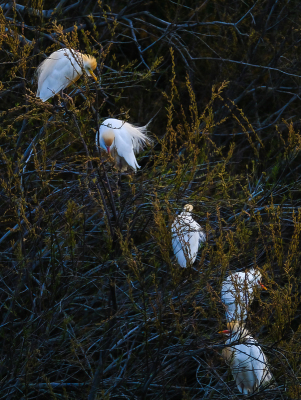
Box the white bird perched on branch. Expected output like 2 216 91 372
96 118 152 172
171 204 206 268
221 268 267 322
36 48 97 102
220 322 273 394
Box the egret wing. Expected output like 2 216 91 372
250 343 273 387
113 131 140 170
221 279 246 321
171 216 192 268
221 273 254 322
37 49 82 101
122 121 152 152
245 269 261 303
171 233 187 268
231 343 257 394
171 212 204 268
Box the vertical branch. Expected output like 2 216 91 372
70 112 116 238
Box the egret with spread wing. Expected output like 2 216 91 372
96 118 152 172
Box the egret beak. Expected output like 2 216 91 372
106 146 110 154
259 281 267 290
219 330 230 334
88 68 98 82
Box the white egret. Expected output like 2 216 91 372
96 118 152 171
220 322 272 394
36 48 97 101
221 268 267 322
171 204 206 268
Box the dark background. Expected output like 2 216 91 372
0 1 301 399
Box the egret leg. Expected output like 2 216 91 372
61 90 74 104
53 89 64 109
64 93 74 103
52 93 64 112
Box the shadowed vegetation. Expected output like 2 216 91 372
0 1 301 399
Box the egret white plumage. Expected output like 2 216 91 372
96 118 152 172
36 48 97 101
171 204 206 268
221 268 267 322
220 322 272 394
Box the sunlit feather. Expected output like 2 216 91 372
96 118 152 171
171 204 206 268
222 322 273 394
36 48 97 102
221 268 265 322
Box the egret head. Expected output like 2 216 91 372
248 268 267 290
82 55 97 81
248 268 261 279
184 204 193 212
101 130 115 153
